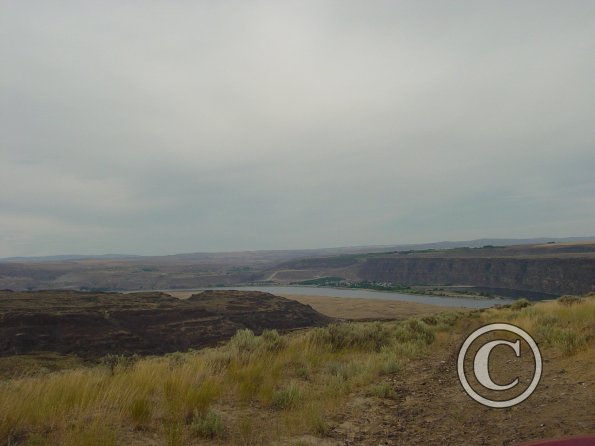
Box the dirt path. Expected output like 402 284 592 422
326 335 594 446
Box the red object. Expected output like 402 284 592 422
514 436 595 446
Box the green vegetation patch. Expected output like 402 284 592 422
0 352 86 379
293 277 345 286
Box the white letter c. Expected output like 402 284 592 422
473 339 520 391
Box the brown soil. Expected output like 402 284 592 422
324 333 595 445
280 294 463 320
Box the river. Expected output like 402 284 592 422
178 285 514 308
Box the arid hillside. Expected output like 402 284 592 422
0 290 330 359
0 294 592 445
357 256 594 295
1 240 594 295
264 243 595 296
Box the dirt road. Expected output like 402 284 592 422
326 334 594 445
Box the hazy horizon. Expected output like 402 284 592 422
2 235 595 259
2 1 594 257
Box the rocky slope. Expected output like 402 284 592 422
1 243 593 297
357 256 595 295
0 290 331 358
264 243 595 296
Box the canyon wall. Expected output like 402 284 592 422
357 257 595 295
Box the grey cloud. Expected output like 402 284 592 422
1 1 594 256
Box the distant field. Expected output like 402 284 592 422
168 290 461 320
279 294 463 320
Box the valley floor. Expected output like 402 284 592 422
281 294 464 321
167 290 461 321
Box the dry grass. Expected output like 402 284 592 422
0 296 592 445
482 295 595 355
280 294 465 320
0 319 444 445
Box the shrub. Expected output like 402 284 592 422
325 361 368 383
367 382 394 398
537 313 560 326
377 347 403 375
394 319 435 345
435 312 460 328
24 433 46 446
511 298 531 310
261 329 286 352
551 329 586 355
163 375 221 421
229 328 260 357
392 340 426 358
167 352 185 369
129 397 152 427
308 322 392 352
295 363 311 381
421 316 438 326
101 354 122 376
232 363 265 401
304 406 330 436
185 381 220 419
228 328 287 363
61 423 118 446
272 381 302 409
203 348 232 372
557 295 583 306
163 422 185 446
532 312 559 341
238 417 255 444
101 354 138 376
190 409 224 439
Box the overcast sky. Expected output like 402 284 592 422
1 1 594 256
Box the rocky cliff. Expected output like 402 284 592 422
357 256 595 295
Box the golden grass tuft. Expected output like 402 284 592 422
482 295 595 355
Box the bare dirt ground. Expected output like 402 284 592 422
167 291 462 320
320 332 595 446
280 294 463 320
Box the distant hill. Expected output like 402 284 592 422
1 237 594 294
0 290 331 358
262 242 595 296
0 254 140 262
3 236 595 263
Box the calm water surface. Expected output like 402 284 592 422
187 285 514 308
